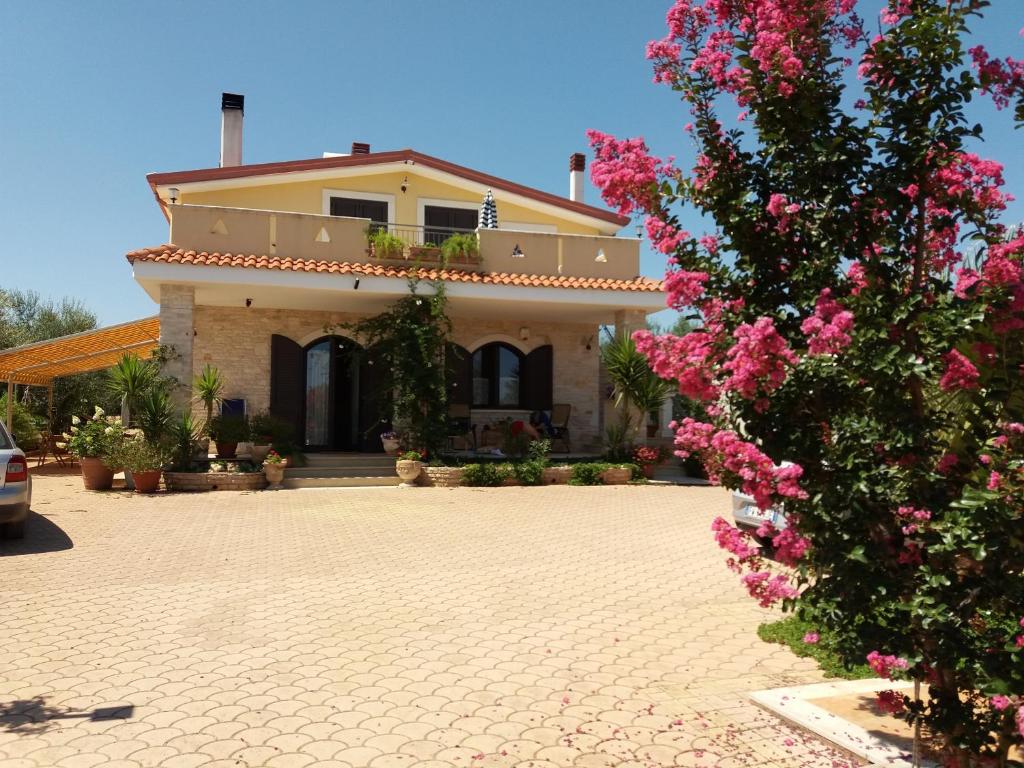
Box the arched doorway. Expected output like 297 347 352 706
302 335 384 451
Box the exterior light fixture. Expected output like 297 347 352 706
595 248 607 263
511 244 524 258
519 326 530 341
400 176 408 193
635 223 642 239
353 277 360 290
168 187 179 204
245 298 253 308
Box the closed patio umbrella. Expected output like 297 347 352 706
480 189 498 229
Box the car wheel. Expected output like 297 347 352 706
2 519 26 539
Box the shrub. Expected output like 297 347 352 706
399 450 422 461
461 462 504 487
569 462 608 486
368 228 405 259
208 414 249 443
249 411 294 445
106 436 170 473
0 394 41 450
758 616 872 681
62 406 124 462
439 233 480 262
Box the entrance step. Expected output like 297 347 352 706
281 475 403 489
284 453 399 488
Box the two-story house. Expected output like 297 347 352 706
128 94 665 453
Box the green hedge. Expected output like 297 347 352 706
568 462 642 485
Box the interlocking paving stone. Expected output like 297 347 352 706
0 475 863 767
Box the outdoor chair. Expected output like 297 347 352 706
446 404 476 451
549 404 571 453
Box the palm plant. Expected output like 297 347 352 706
601 335 674 448
136 387 174 443
192 364 224 432
107 352 158 428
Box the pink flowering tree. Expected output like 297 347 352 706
590 0 1024 762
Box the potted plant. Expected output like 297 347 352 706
263 449 285 489
600 464 634 485
439 233 481 265
633 445 666 479
62 406 124 490
408 242 442 262
208 414 249 459
380 430 401 456
248 411 277 463
395 450 423 486
367 229 405 260
193 364 224 453
108 436 168 494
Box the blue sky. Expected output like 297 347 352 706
1 0 1021 327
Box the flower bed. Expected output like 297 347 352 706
541 466 572 485
164 472 267 492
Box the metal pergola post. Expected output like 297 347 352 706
5 378 12 432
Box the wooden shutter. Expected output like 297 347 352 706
270 334 304 444
446 343 472 406
329 197 388 223
523 344 553 410
357 345 389 451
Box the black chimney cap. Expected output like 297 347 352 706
222 93 244 113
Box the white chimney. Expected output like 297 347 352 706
569 153 586 202
220 92 244 167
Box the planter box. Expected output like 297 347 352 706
500 476 520 486
417 466 464 487
164 471 268 492
541 466 572 485
601 467 632 485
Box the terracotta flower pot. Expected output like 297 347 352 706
641 464 656 479
216 441 238 459
395 459 422 486
132 469 163 494
250 444 271 464
601 467 632 485
80 457 115 491
264 463 285 489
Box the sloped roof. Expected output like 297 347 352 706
0 317 161 386
147 149 630 227
126 245 664 293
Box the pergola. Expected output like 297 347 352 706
0 317 161 430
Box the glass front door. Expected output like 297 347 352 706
303 336 379 451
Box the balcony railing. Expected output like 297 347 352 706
168 204 640 281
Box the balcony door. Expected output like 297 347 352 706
424 205 478 245
329 196 389 231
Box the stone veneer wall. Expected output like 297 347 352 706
187 305 603 449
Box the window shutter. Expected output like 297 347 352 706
523 344 553 410
446 343 472 406
270 334 304 443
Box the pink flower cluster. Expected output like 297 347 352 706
722 317 799 405
876 690 906 715
866 651 909 680
710 516 800 607
803 631 820 645
757 520 812 567
801 289 854 355
663 268 710 309
633 329 720 401
766 193 801 232
970 45 1024 111
646 217 689 255
939 349 981 392
879 1 912 25
741 571 799 608
711 515 760 565
675 418 807 509
586 130 674 217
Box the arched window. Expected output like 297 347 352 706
472 343 524 408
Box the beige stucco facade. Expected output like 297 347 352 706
162 302 604 450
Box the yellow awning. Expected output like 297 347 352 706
0 317 161 387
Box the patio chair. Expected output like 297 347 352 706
446 404 476 451
549 404 571 453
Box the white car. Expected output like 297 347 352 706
731 490 787 536
0 420 31 539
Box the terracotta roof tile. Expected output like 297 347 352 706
126 245 665 294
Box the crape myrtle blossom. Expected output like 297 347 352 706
586 130 677 217
939 349 981 392
722 317 799 404
801 289 854 355
633 329 720 401
866 651 909 680
970 44 1024 111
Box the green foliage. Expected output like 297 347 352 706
105 436 169 473
367 228 405 259
0 288 96 350
399 450 422 461
461 462 507 487
107 352 159 426
569 462 608 486
439 233 480 263
208 414 249 443
342 279 450 456
601 335 672 446
603 423 633 462
758 617 872 681
249 411 294 444
0 394 42 449
192 364 224 429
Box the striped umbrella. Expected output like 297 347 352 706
480 189 498 229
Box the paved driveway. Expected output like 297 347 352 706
0 475 857 768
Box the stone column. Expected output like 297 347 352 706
159 284 195 408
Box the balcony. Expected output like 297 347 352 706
167 204 641 281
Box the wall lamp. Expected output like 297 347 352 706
400 176 409 194
245 298 253 308
353 277 361 290
511 244 524 258
168 187 179 205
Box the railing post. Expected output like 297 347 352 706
5 378 12 432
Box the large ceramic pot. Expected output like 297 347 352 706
641 464 657 480
264 463 285 489
194 437 211 459
381 438 401 456
395 459 422 487
132 469 162 494
80 457 115 491
250 444 272 464
216 441 238 459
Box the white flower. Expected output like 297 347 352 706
104 427 113 435
93 406 105 418
71 415 81 425
69 425 79 434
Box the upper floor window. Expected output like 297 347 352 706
424 205 477 245
329 196 388 229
